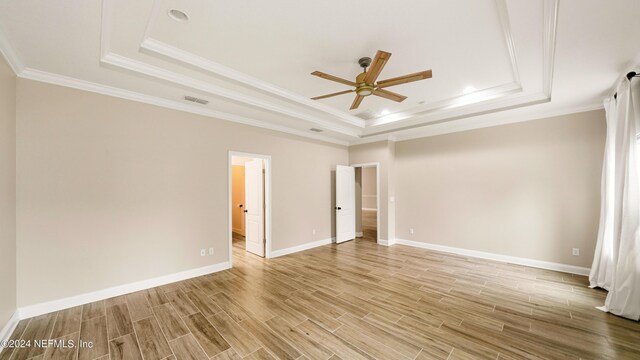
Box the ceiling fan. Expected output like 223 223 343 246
310 50 432 110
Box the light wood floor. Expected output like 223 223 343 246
360 209 377 242
2 234 640 360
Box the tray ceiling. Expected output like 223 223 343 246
1 0 638 145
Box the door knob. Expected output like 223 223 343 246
335 206 342 210
244 209 248 213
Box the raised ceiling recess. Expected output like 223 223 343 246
1 0 637 144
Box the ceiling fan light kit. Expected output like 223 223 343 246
311 50 432 110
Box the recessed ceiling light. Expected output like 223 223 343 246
168 9 189 23
463 86 477 94
380 109 390 116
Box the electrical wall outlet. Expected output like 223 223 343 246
209 248 214 255
572 248 580 256
200 249 206 257
410 228 414 235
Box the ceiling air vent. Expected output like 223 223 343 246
184 95 209 105
309 128 323 133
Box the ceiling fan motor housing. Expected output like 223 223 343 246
355 72 374 96
358 57 372 69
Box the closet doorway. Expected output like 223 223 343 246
334 162 380 244
228 152 272 265
355 164 379 243
352 163 380 242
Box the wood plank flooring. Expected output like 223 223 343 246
360 209 377 243
3 226 640 360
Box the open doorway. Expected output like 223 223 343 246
356 166 378 242
335 163 380 244
228 152 271 266
353 163 380 243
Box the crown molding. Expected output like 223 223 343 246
100 52 361 137
140 38 366 128
100 0 360 138
543 0 559 97
137 1 519 131
361 102 604 144
496 0 521 85
141 0 161 44
359 0 559 137
102 0 546 141
98 0 561 143
360 92 549 139
0 24 24 74
361 0 523 127
0 0 575 147
396 103 603 141
364 82 522 129
139 0 363 129
19 68 350 146
100 0 113 59
14 67 606 147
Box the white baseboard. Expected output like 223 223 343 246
0 311 20 347
361 208 377 211
377 239 396 246
18 261 231 320
392 239 590 275
355 232 363 237
271 238 333 258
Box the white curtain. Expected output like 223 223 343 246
589 78 640 320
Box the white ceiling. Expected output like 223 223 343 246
0 0 639 145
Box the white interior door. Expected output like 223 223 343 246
336 165 356 243
245 159 265 256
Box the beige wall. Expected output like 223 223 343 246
361 166 377 210
349 141 395 240
0 56 16 329
16 79 348 307
395 110 605 267
11 73 605 309
231 165 245 235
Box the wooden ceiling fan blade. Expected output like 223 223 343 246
363 50 391 84
311 90 354 100
372 89 407 102
376 70 432 88
311 71 356 87
350 95 365 110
